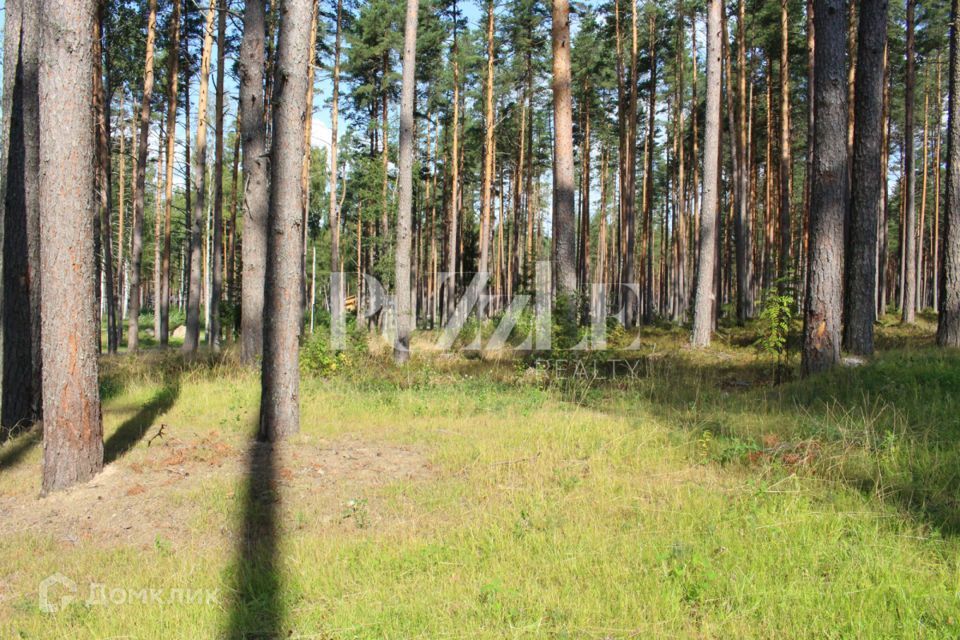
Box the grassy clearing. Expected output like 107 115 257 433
2 318 960 638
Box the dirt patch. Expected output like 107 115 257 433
0 433 432 549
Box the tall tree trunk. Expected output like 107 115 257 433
720 5 735 323
552 0 577 316
597 145 609 292
1 0 42 429
802 0 848 375
779 0 793 285
902 0 917 323
939 0 960 346
227 120 241 331
802 0 815 300
512 97 525 300
38 0 103 491
329 0 344 342
240 0 269 363
130 104 139 324
919 81 929 309
117 92 127 340
734 0 753 322
210 0 227 349
933 54 942 312
692 0 722 347
259 0 312 440
127 0 158 352
301 2 319 323
690 11 700 285
94 7 117 356
159 0 180 345
381 56 390 259
184 0 215 353
643 8 657 323
614 0 625 305
478 0 495 290
443 27 460 325
764 63 775 291
846 0 858 194
878 40 889 316
153 118 165 340
394 0 419 363
675 4 687 318
844 0 887 356
622 0 639 327
182 34 192 322
578 93 592 322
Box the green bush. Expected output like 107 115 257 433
299 315 366 376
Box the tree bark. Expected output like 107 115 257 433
227 120 240 329
301 2 319 323
844 0 887 355
478 0 495 291
127 0 158 352
939 0 960 346
394 0 419 363
259 0 312 441
933 54 943 312
902 0 917 323
182 31 192 320
577 93 592 322
443 29 460 325
802 0 848 375
552 0 577 313
210 0 227 349
159 0 180 346
919 80 929 310
94 7 117 356
690 12 700 286
643 8 658 323
185 0 216 353
38 0 104 491
622 0 639 327
692 0 722 347
734 0 753 322
878 40 889 316
153 118 164 340
329 0 344 343
117 93 127 340
802 0 815 301
240 0 269 363
1 0 42 429
779 0 793 284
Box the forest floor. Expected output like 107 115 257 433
1 313 959 638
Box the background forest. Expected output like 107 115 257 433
2 0 960 637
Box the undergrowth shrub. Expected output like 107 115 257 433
300 315 366 376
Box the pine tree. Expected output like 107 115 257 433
38 0 104 492
1 0 42 430
259 0 314 441
802 0 848 375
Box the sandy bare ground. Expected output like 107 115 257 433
0 429 433 549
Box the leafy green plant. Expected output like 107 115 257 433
299 316 365 376
755 278 795 383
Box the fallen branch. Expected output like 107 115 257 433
147 424 167 447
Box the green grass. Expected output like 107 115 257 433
2 319 960 638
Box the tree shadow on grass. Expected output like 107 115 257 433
0 427 40 472
540 341 960 537
104 379 181 464
224 425 282 639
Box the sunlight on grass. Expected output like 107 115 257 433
2 321 959 638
